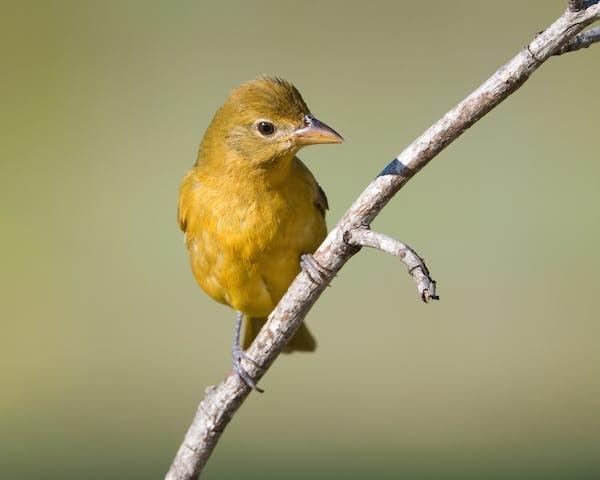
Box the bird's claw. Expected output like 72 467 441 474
232 348 261 368
300 254 331 285
232 348 264 393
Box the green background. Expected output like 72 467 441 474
2 1 599 478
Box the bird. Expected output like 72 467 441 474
178 76 343 391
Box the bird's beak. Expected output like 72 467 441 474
293 115 344 146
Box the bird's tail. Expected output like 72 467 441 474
243 316 316 353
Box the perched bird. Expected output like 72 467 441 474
178 76 343 390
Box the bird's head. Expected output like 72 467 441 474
202 76 343 168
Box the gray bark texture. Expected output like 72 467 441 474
165 4 600 479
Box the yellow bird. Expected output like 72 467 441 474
178 76 343 390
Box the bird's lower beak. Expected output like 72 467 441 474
293 115 344 146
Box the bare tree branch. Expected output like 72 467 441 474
345 226 438 302
555 25 600 54
165 4 600 479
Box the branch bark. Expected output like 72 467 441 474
166 4 600 479
556 25 600 54
345 226 438 302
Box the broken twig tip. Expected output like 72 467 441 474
420 278 440 303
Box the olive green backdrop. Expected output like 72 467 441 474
2 1 599 479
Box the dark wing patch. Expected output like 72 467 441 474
315 184 329 218
177 203 187 232
293 157 329 219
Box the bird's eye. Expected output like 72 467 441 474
257 121 276 136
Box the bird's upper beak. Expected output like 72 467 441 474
293 115 344 146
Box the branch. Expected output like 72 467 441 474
345 226 438 302
555 25 600 54
165 4 600 479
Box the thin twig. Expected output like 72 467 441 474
165 4 600 479
555 26 600 54
345 226 438 302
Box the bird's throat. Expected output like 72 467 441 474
255 150 297 185
198 147 297 188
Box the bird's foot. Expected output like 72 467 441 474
300 253 331 285
232 348 264 393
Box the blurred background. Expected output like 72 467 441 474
2 1 599 478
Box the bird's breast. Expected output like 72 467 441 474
183 175 325 315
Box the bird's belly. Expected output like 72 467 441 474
188 204 325 317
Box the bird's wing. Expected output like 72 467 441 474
294 157 329 219
315 184 329 218
178 169 201 232
177 204 187 232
